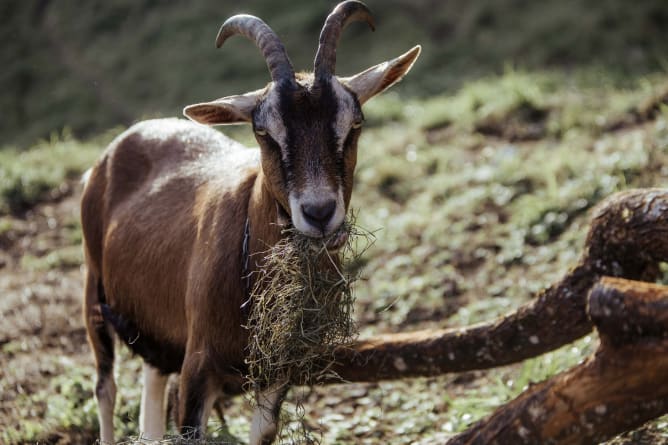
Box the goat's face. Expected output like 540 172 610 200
251 77 362 238
183 1 420 242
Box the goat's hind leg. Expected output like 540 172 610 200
83 271 116 444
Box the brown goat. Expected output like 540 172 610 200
81 1 420 443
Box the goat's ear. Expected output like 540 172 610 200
341 45 421 105
183 89 264 125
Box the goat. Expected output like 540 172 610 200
81 1 420 443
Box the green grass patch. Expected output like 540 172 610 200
0 129 106 215
20 245 83 272
442 335 596 434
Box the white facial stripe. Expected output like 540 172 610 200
260 88 294 166
331 78 357 150
257 87 288 154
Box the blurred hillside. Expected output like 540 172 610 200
3 0 668 148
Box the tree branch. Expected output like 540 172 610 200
446 277 668 445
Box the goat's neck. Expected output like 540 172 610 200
247 171 285 259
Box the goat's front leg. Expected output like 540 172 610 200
139 362 169 439
250 382 289 445
177 354 217 439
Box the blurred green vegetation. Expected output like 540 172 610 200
3 0 668 147
0 129 108 215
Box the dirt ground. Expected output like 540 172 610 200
2 188 667 444
0 187 100 444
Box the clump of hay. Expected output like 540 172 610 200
244 218 371 392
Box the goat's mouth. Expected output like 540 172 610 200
296 223 349 253
324 227 349 252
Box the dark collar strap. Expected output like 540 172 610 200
240 217 252 313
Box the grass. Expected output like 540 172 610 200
1 348 144 445
19 245 83 272
2 64 668 443
439 334 597 434
0 129 110 215
352 71 668 338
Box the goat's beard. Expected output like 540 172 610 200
244 218 369 391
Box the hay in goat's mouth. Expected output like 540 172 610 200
244 219 369 392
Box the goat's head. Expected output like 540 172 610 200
184 1 420 242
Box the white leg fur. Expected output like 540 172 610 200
139 363 169 440
97 377 117 445
250 384 286 445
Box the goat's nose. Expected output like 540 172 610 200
301 200 336 231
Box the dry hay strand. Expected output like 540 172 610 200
116 428 242 444
244 218 372 392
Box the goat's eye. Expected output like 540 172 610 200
254 127 268 136
352 120 363 130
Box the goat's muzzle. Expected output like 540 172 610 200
325 227 349 252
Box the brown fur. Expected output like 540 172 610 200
81 39 420 441
81 118 275 422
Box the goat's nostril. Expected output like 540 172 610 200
301 200 336 229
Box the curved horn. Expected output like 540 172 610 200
216 14 295 84
314 1 375 82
